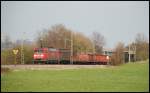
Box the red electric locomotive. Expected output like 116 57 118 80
33 48 70 64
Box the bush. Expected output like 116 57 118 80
111 42 124 66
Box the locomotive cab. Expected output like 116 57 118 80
33 48 61 64
33 48 48 64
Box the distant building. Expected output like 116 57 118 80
103 48 114 56
103 47 136 63
124 47 136 63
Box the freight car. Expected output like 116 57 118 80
33 48 110 65
73 53 94 64
73 53 109 65
94 54 109 65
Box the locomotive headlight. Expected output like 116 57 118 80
34 54 37 57
41 54 44 57
34 54 37 58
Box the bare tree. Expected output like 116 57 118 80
1 34 13 64
47 24 72 48
36 24 93 55
135 33 149 61
111 42 124 65
91 31 106 54
73 32 93 54
2 34 13 49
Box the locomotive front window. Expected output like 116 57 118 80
34 50 43 53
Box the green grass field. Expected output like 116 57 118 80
1 61 149 92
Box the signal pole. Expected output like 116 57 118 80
128 43 131 63
70 31 73 64
40 32 43 48
65 38 66 49
134 44 136 62
93 42 95 63
21 32 25 64
134 42 136 62
40 38 43 48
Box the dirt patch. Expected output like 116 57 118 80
1 67 11 73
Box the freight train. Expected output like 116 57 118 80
33 48 110 65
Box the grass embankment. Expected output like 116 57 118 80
1 60 149 92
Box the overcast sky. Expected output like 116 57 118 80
1 1 149 48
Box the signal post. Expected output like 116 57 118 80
13 49 18 65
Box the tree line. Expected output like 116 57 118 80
1 24 149 65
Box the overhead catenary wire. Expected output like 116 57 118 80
21 32 25 64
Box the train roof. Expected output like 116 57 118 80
34 48 70 50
